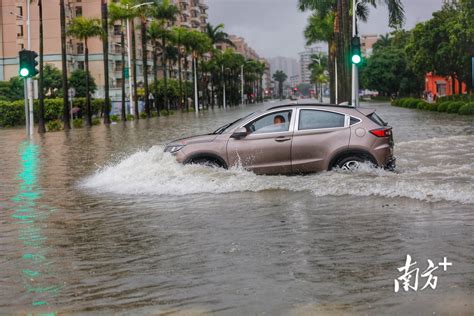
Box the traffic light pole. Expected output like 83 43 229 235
351 0 360 108
26 0 34 136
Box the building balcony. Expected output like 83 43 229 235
199 3 209 10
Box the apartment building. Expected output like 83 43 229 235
298 46 322 84
0 0 208 98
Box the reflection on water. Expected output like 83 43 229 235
0 102 473 315
10 142 58 315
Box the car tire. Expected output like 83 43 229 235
334 155 373 171
189 158 223 169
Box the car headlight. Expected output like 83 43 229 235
164 145 185 153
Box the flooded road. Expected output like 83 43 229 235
0 101 473 315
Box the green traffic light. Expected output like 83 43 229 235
352 55 361 64
20 68 30 77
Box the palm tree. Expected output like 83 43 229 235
59 0 70 130
109 1 135 121
133 1 155 118
205 23 235 48
151 0 179 112
170 27 189 110
35 0 45 133
182 30 212 112
101 0 111 125
298 0 405 103
147 20 162 114
68 17 104 126
272 70 287 100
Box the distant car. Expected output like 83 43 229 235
164 104 396 175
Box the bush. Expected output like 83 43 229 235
447 101 465 113
437 102 450 112
110 114 120 122
160 109 171 116
92 117 101 126
72 118 83 128
458 102 474 115
126 114 135 121
416 100 428 110
46 119 63 132
139 112 147 119
426 103 438 111
0 100 24 127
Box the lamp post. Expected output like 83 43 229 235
352 0 362 108
125 2 153 115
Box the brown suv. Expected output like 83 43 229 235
164 104 396 174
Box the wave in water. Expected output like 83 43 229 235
79 135 474 204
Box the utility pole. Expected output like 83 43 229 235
26 0 34 136
241 64 244 105
351 0 361 107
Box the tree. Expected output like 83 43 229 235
405 3 473 95
101 0 111 125
147 21 163 114
151 0 179 112
272 70 288 100
33 0 46 133
68 17 103 126
109 1 135 121
360 48 421 97
182 30 212 111
42 64 62 97
299 0 405 103
60 0 70 130
205 23 235 48
69 69 98 98
170 27 189 110
0 77 24 101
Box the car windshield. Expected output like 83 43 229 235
212 112 255 134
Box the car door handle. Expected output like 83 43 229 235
275 136 291 142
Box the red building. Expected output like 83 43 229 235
425 72 467 97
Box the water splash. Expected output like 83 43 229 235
80 135 474 204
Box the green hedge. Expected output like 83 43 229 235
0 98 106 128
459 102 474 115
391 97 473 115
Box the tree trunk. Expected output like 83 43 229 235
328 40 335 104
162 36 169 111
153 44 160 115
131 19 139 119
101 1 111 124
184 58 189 111
178 46 183 111
38 0 45 133
59 0 70 130
141 19 150 117
121 29 127 121
85 42 92 127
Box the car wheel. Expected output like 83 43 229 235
189 158 223 169
335 155 372 171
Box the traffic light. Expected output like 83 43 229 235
18 50 39 78
351 36 362 65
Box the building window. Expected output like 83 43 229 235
75 6 83 17
17 6 23 17
17 25 24 38
77 43 84 54
78 61 84 70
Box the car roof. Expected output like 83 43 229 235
267 103 356 111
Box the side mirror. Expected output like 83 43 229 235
230 127 248 139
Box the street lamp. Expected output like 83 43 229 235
125 2 154 116
352 0 363 108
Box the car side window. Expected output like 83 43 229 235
247 110 292 134
298 110 345 130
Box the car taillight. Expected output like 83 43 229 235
370 128 392 137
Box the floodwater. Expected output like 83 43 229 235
0 101 473 315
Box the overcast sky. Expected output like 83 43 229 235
206 0 445 60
